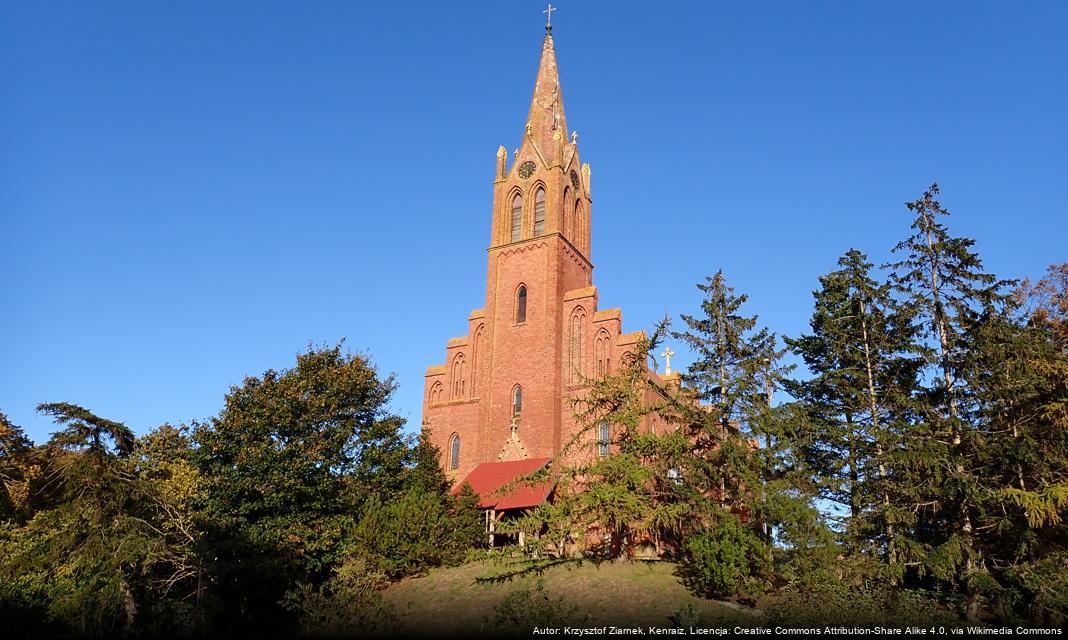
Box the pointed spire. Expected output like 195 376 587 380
521 33 568 165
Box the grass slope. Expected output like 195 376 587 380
382 557 756 635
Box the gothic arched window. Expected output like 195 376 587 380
575 200 584 251
516 285 527 324
510 193 523 242
533 187 546 237
449 434 461 470
472 325 484 396
451 353 466 399
595 329 611 378
562 188 572 241
429 381 443 404
569 307 586 384
512 385 523 417
598 422 610 457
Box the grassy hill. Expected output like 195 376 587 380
381 556 757 636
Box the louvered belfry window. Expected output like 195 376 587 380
510 194 523 242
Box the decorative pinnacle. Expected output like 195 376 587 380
543 3 556 32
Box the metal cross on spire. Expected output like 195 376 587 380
543 3 557 31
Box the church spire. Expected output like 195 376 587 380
521 30 568 165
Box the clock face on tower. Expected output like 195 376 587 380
518 161 537 179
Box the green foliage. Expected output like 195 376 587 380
0 405 189 637
0 412 39 521
680 517 769 602
672 601 703 627
192 344 413 625
492 579 579 632
351 485 484 579
786 249 921 568
1005 552 1068 626
765 581 959 627
282 555 396 636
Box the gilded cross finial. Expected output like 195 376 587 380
543 3 556 31
661 347 675 375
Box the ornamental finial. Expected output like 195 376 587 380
543 4 556 32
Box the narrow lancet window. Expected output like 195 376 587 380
533 188 546 236
510 194 523 242
512 386 523 417
450 434 460 470
516 285 527 324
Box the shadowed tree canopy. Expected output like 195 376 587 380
38 402 135 462
193 344 412 593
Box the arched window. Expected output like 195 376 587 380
562 188 572 241
512 385 523 417
449 434 461 470
574 200 584 250
595 329 611 377
429 381 443 404
451 354 466 399
569 307 586 384
533 188 546 237
472 325 484 397
516 285 527 324
598 422 610 457
510 193 523 242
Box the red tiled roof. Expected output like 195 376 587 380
453 457 555 510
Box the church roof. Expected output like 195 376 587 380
453 457 555 510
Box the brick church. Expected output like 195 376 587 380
421 21 675 514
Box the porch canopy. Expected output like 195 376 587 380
452 457 555 510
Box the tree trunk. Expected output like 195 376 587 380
120 573 138 635
858 297 895 563
925 217 979 613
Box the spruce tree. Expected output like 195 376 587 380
787 249 920 572
886 183 1014 617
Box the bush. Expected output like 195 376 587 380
493 579 580 632
351 485 483 579
679 518 769 602
764 582 959 627
282 555 395 636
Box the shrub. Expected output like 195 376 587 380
282 555 395 636
764 582 959 627
493 579 579 632
679 518 769 602
351 485 483 579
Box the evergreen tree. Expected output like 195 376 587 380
787 249 920 571
886 183 1015 617
0 404 151 635
671 271 774 514
0 411 36 521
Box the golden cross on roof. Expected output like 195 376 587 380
543 3 557 31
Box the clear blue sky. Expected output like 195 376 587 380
2 2 1065 444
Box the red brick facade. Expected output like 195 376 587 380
421 32 666 484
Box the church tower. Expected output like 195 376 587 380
422 22 651 486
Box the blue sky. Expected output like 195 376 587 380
2 1 1065 444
